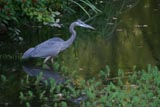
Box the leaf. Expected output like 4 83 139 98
69 0 91 17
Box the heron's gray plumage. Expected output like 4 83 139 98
22 20 94 63
22 48 35 58
30 39 63 58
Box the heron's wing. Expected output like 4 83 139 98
30 38 64 58
22 48 35 58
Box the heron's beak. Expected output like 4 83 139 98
86 25 95 30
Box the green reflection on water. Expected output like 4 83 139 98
114 0 160 70
57 0 160 79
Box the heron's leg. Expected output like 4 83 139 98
51 57 54 64
43 56 52 63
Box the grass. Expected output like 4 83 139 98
13 64 160 107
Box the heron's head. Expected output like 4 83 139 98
75 20 95 29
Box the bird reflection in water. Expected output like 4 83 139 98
22 65 66 85
22 65 87 104
23 66 87 104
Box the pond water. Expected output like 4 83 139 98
0 0 160 106
59 0 160 78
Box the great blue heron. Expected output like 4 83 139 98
22 20 94 63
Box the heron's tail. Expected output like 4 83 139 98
22 48 35 59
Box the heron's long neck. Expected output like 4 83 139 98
62 22 77 50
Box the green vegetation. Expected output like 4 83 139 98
2 65 156 107
1 0 159 107
0 0 101 44
0 0 100 23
